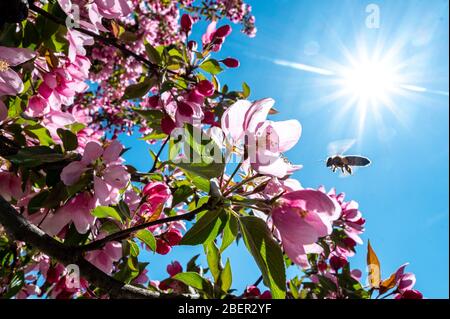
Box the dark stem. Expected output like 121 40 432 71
76 202 210 252
149 136 169 173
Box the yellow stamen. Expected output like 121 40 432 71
297 208 308 218
0 59 9 72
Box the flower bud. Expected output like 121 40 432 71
187 40 197 51
197 80 215 97
161 116 176 135
221 58 240 68
156 239 171 255
147 95 159 108
165 229 182 246
180 14 193 33
215 25 232 38
167 261 183 277
330 255 348 271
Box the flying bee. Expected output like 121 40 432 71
325 139 371 175
326 155 371 174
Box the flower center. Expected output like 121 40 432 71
0 59 10 72
297 208 308 218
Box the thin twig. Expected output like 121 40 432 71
75 202 210 252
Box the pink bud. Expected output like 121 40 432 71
330 255 347 271
167 261 183 277
156 239 171 255
180 14 193 32
177 101 194 117
161 116 176 135
147 95 159 108
343 237 356 249
399 289 423 299
202 111 215 125
196 80 215 97
244 286 261 297
221 57 240 68
215 25 232 38
187 40 197 51
165 229 182 246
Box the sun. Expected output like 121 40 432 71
341 59 398 103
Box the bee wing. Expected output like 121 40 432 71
327 139 356 156
344 155 371 167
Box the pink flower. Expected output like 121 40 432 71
140 182 172 217
40 192 96 236
85 240 122 274
94 0 132 20
0 46 35 96
61 140 130 205
167 261 183 277
0 100 7 122
271 189 341 268
0 171 22 201
221 98 302 178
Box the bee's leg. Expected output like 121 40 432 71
345 165 352 174
340 166 345 174
332 165 337 172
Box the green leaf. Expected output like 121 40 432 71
239 216 286 299
172 185 194 207
122 77 156 100
6 146 64 168
191 176 210 193
220 258 232 293
132 108 164 122
173 272 209 291
27 190 50 214
91 206 122 222
179 209 225 245
169 124 225 179
25 125 54 146
129 240 140 257
57 128 78 152
220 211 239 252
242 82 251 98
136 230 156 252
205 241 221 283
145 43 162 65
199 59 223 75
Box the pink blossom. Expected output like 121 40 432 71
40 192 96 236
0 171 22 201
61 140 130 205
221 98 302 178
140 182 172 218
85 240 122 274
271 189 341 268
0 100 7 122
0 46 35 96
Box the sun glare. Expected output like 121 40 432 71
341 60 397 103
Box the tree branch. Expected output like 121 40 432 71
0 195 179 299
76 202 210 252
29 3 160 71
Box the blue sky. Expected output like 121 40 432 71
120 0 449 298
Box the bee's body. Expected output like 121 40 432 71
326 155 371 175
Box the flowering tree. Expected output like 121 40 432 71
0 0 422 299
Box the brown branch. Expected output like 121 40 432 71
76 202 210 252
0 195 180 299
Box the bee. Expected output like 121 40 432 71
326 155 371 174
326 139 371 175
